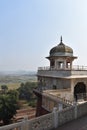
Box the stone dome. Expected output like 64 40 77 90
50 37 73 57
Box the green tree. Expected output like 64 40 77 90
20 82 25 87
18 82 37 100
7 89 19 101
1 85 8 93
0 94 18 125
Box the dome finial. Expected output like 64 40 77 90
60 36 62 43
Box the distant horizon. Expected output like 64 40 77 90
0 69 37 72
0 70 37 75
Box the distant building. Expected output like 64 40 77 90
34 36 87 116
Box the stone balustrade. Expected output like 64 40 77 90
38 68 87 77
38 65 87 71
1 102 87 130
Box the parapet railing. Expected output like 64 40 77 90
0 113 54 130
38 65 87 71
0 121 23 130
58 97 74 106
72 65 87 70
42 90 74 107
48 93 74 106
1 101 87 130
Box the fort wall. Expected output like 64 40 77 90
1 102 87 130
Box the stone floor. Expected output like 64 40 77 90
52 115 87 130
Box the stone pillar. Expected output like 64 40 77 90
55 60 57 69
22 116 28 130
73 102 77 119
70 61 72 69
64 60 66 69
71 79 74 95
53 107 58 128
59 103 63 111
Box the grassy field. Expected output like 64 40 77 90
0 83 20 90
0 74 37 90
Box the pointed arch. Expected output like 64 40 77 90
74 82 86 101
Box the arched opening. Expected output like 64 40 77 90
58 61 64 69
66 62 71 69
74 82 86 101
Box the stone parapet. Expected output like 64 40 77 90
1 102 87 130
38 69 87 78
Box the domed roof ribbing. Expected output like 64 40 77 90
50 36 73 56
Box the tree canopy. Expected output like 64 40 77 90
18 82 37 100
0 91 18 125
1 85 8 93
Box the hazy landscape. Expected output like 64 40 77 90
0 71 37 125
0 71 37 89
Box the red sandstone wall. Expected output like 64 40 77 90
33 90 49 117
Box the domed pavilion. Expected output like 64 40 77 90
34 36 87 116
47 36 77 70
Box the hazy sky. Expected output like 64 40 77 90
0 0 87 71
